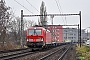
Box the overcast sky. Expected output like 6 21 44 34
6 0 90 32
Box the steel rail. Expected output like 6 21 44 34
39 46 67 60
0 48 29 54
58 45 71 60
0 48 35 60
2 51 34 60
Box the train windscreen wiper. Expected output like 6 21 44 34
34 29 38 35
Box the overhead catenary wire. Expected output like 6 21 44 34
58 0 63 13
55 0 61 13
25 0 40 25
58 0 67 24
54 0 66 25
25 0 39 12
14 0 33 14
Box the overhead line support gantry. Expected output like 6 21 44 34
21 10 81 47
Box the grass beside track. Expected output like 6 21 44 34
76 44 90 60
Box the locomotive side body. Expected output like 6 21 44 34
46 30 52 44
43 29 52 48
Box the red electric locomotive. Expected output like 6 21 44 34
26 26 52 48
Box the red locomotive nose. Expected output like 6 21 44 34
33 39 36 42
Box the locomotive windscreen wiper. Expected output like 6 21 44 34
34 29 38 35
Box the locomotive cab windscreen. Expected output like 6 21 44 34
28 29 42 35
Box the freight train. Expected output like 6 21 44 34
26 26 71 48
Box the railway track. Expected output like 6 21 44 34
1 45 72 60
0 48 29 54
0 48 35 60
58 45 71 60
39 45 71 60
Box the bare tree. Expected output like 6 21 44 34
40 1 48 27
10 16 37 45
0 0 37 49
0 0 10 47
24 20 36 29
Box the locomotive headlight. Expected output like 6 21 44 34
41 38 43 41
27 39 29 41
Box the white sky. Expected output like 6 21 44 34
5 0 90 32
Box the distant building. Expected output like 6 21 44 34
63 28 85 43
47 25 63 43
83 32 90 41
62 28 78 42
